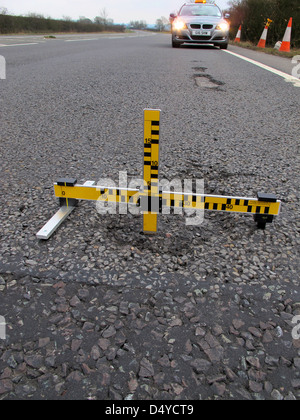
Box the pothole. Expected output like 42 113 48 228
194 74 224 89
192 66 207 73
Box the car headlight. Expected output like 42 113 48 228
216 23 229 32
173 20 187 31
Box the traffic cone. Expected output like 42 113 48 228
257 25 269 48
279 18 292 52
234 25 242 42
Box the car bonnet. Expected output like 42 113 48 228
180 16 223 25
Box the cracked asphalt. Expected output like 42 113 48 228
0 32 299 400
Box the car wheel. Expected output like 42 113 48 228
219 43 228 50
172 38 181 48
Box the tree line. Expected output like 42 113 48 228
129 18 169 32
0 7 171 35
0 9 125 34
227 0 299 48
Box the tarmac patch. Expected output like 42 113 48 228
194 74 224 89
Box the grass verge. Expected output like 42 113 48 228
230 41 300 59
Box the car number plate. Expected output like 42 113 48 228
192 30 211 36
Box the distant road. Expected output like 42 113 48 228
0 31 297 76
0 31 156 47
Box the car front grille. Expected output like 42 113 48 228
191 36 212 41
190 24 214 30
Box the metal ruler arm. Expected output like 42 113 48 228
37 180 95 240
36 205 76 240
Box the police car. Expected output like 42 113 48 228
170 0 230 49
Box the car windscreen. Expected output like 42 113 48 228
179 5 222 17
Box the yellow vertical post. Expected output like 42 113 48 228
143 109 161 234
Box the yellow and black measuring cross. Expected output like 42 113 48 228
37 109 281 240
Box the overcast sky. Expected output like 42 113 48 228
1 0 231 25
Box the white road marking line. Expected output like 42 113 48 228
106 36 127 39
224 49 300 88
65 38 99 42
0 32 157 47
64 33 157 42
0 42 39 47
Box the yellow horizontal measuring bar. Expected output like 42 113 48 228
161 192 281 216
54 184 139 205
54 183 281 216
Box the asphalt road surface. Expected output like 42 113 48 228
0 32 299 401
